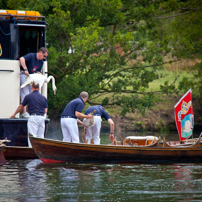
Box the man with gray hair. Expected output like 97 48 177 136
61 91 93 143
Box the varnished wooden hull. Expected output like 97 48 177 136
0 145 6 165
0 118 49 159
29 135 202 164
4 146 38 159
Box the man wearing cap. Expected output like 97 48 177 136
20 47 48 117
11 82 48 147
84 105 114 144
60 91 93 143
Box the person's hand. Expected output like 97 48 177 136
110 133 114 142
10 114 16 118
24 70 29 76
83 124 88 128
87 114 93 118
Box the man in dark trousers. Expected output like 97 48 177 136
84 105 114 144
11 82 48 147
60 91 93 143
20 47 48 116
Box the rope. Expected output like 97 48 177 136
0 15 16 36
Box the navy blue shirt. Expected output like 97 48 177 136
85 105 110 121
61 97 84 118
20 53 44 74
22 90 47 115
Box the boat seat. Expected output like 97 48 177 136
123 136 159 146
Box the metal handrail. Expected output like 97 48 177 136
0 70 14 72
0 14 44 19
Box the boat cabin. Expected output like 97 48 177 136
0 10 49 146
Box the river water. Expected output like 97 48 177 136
1 130 202 201
1 159 202 201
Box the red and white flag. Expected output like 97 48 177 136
174 89 194 141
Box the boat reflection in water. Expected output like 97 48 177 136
1 159 202 201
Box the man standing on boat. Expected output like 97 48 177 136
61 91 93 143
10 82 48 147
84 105 114 144
20 47 48 117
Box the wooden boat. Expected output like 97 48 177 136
0 144 6 165
3 146 37 159
0 138 37 159
0 118 49 159
0 140 9 165
29 134 202 164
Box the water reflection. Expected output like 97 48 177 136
1 160 202 201
0 162 20 202
1 126 202 201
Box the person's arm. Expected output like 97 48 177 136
19 57 29 76
108 118 114 142
75 111 93 119
10 105 24 118
77 118 88 127
44 108 48 114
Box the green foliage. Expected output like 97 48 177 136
4 0 202 117
164 0 202 98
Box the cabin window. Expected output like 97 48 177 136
0 22 46 59
19 26 45 57
19 28 39 56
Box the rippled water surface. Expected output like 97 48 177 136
1 131 202 201
1 160 202 202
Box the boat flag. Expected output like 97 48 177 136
174 89 194 141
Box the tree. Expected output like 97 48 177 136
45 0 166 117
5 0 202 118
167 1 202 96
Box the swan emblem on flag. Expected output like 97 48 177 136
177 101 191 122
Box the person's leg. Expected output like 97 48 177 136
61 118 71 142
92 116 102 144
27 116 38 147
20 74 32 114
36 116 45 138
86 127 93 144
69 119 79 143
20 74 27 102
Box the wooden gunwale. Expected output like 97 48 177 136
164 138 202 148
29 135 202 163
3 146 37 159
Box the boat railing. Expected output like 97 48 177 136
163 136 202 148
0 139 11 145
